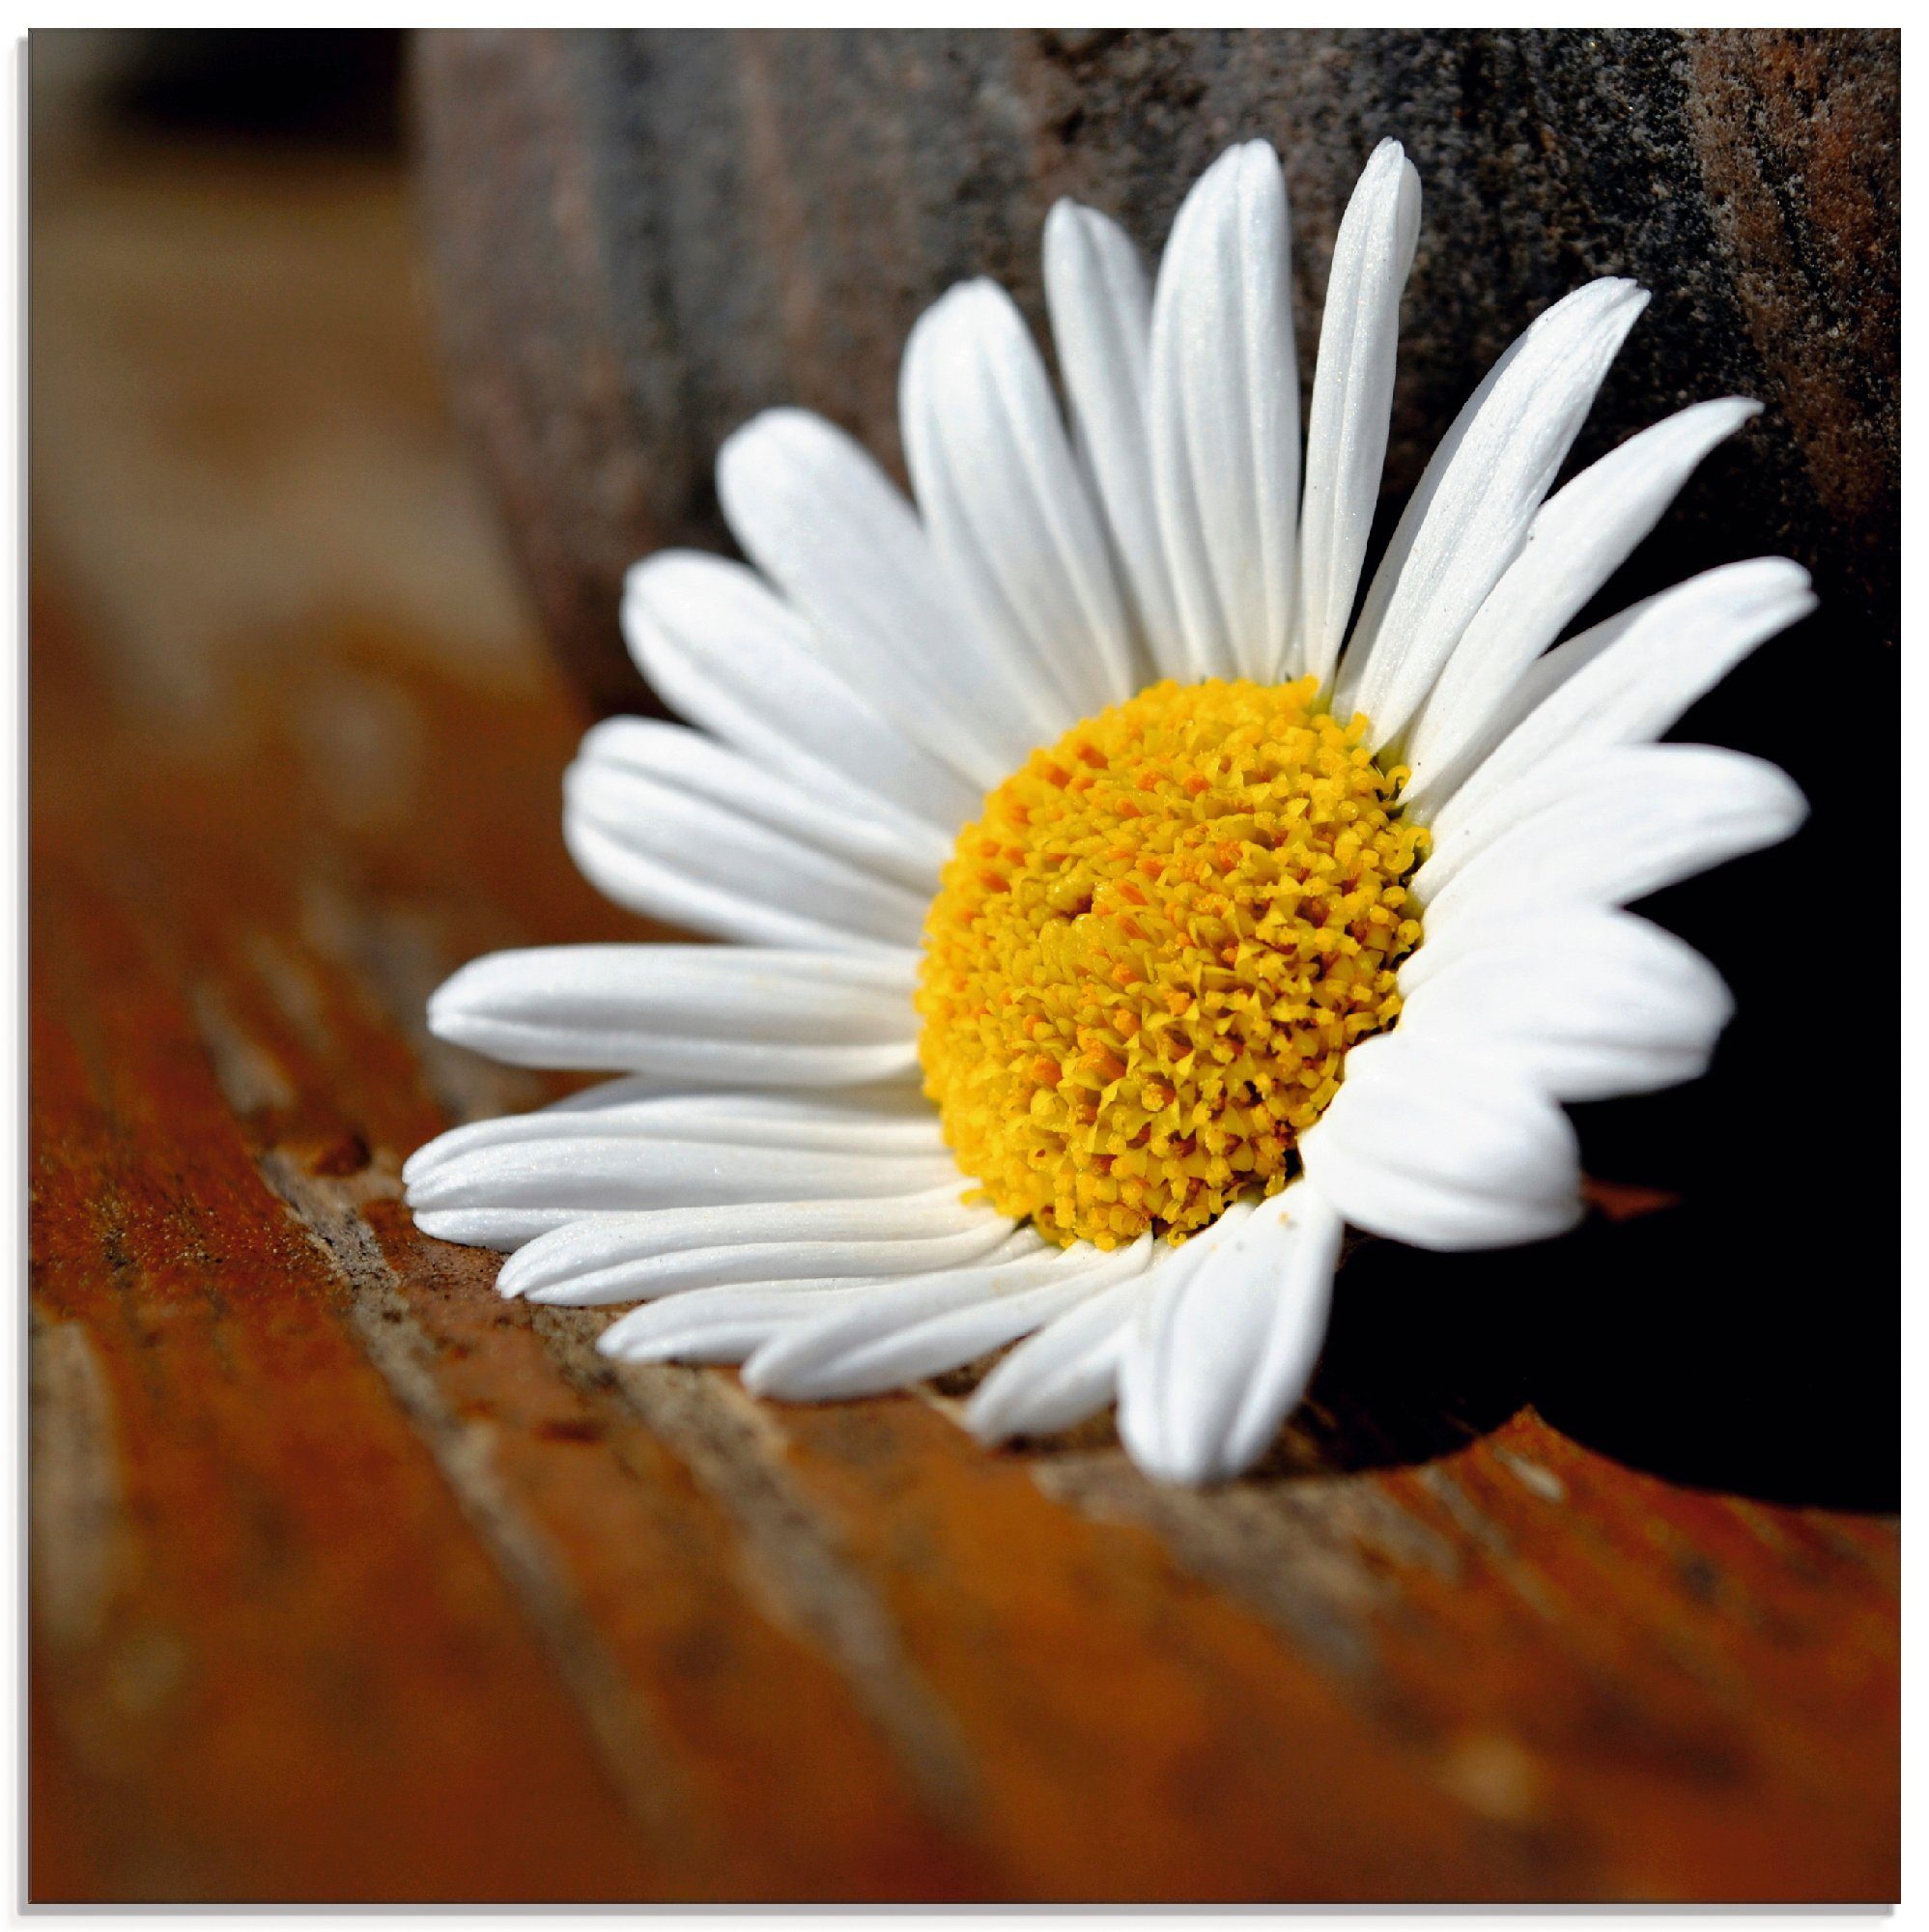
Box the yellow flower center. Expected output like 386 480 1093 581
916 677 1428 1248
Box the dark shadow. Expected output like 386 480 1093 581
1288 1182 1896 1513
109 29 405 153
1519 1194 1895 1513
1264 616 1900 1513
1283 1232 1537 1476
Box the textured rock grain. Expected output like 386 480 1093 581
412 28 1897 717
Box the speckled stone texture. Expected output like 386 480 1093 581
412 28 1896 719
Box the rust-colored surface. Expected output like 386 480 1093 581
28 137 1897 1902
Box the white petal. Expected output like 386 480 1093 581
1396 908 1733 1102
1295 140 1421 690
901 280 1135 720
1148 140 1300 682
964 1264 1153 1442
597 1226 1040 1363
1423 556 1815 837
1298 1035 1581 1251
405 1100 670 1189
427 945 919 1082
564 749 927 954
403 1077 670 1185
1403 397 1762 803
1117 1188 1342 1486
520 1087 939 1153
1417 744 1808 929
742 1235 1152 1402
1334 278 1649 748
623 550 979 836
412 1208 582 1251
408 1134 955 1214
1111 1199 1249 1479
598 1284 861 1365
497 1188 998 1298
408 1087 943 1190
1041 201 1183 674
716 408 1040 787
580 715 948 891
515 1223 1016 1309
544 1073 677 1113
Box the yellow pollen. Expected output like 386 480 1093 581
916 677 1429 1249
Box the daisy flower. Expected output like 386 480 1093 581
407 138 1810 1486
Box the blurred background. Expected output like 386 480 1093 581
28 31 1898 1905
31 30 544 731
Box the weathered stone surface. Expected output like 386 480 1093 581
412 28 1896 718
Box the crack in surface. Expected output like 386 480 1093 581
252 1146 688 1852
1030 1450 1461 1682
30 1309 131 1651
530 1307 984 1835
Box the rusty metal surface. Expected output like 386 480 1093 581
27 134 1901 1905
